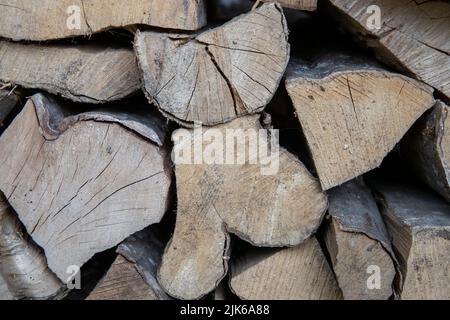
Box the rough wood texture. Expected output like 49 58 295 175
87 255 158 300
0 193 65 300
0 88 21 126
326 0 450 99
324 180 397 300
116 228 170 300
0 275 12 300
158 114 327 299
230 237 342 300
403 101 450 202
0 41 140 104
135 3 290 126
285 54 435 190
0 94 171 282
261 0 317 11
0 0 207 41
371 180 450 300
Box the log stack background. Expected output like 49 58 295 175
0 0 449 300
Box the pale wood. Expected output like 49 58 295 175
324 180 397 300
0 193 64 300
403 101 450 202
371 180 450 300
230 237 342 300
158 114 327 299
0 0 206 41
0 94 171 282
0 88 21 126
87 255 158 300
0 41 140 104
135 3 290 126
327 0 450 99
285 54 435 190
261 0 317 11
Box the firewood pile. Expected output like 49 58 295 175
0 0 449 301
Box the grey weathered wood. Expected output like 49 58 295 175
0 0 207 41
261 0 317 11
0 42 140 104
285 54 435 189
158 114 327 299
0 193 65 300
230 237 342 300
0 93 172 282
326 0 450 99
135 3 290 126
403 101 450 202
371 179 450 299
324 179 398 300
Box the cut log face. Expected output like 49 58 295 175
230 237 342 300
261 0 317 11
0 88 21 126
403 101 450 202
0 42 140 104
0 94 171 282
0 193 64 300
285 54 435 190
324 180 397 300
87 255 158 300
158 114 327 299
326 0 450 99
135 3 290 126
0 0 207 41
371 180 450 300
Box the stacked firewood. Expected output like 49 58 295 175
0 0 449 300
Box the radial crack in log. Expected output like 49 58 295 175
370 179 450 300
0 42 141 104
261 0 317 11
323 179 399 300
0 93 171 282
326 0 450 99
285 54 435 190
0 0 207 41
230 237 342 300
158 114 327 299
135 3 290 127
0 193 65 300
402 101 450 202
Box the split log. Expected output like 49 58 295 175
285 54 435 190
0 193 65 300
371 179 450 300
158 114 327 299
0 0 206 41
326 0 450 99
0 41 140 104
0 93 171 282
0 88 21 127
88 226 170 300
229 237 342 300
323 179 398 300
402 101 450 202
261 0 317 11
135 3 290 126
87 255 158 300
